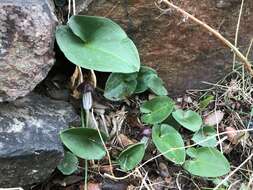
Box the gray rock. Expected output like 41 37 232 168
0 93 79 188
0 0 58 102
75 0 93 13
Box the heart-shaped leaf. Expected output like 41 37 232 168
172 109 202 132
140 96 174 124
183 147 230 177
57 151 79 175
118 143 145 171
60 128 108 160
56 15 140 73
135 66 157 93
135 66 167 95
152 124 185 164
192 126 217 147
104 73 138 101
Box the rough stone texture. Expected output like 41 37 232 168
0 93 79 188
0 0 58 102
76 0 93 13
84 0 253 95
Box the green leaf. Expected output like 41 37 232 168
118 143 145 171
163 115 182 130
135 66 157 93
60 128 108 160
152 124 185 164
183 147 230 177
57 151 79 175
147 75 168 96
140 96 174 124
104 73 138 101
186 148 198 158
250 106 253 117
135 66 167 95
172 109 202 132
56 15 140 73
199 95 214 110
192 126 217 147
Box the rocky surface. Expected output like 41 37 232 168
84 0 253 95
0 93 79 188
76 0 93 13
0 0 57 102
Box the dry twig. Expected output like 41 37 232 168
159 0 253 76
233 0 244 70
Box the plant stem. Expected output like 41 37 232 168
81 108 88 190
84 159 88 190
140 136 149 148
91 109 115 176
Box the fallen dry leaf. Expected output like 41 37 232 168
109 108 127 137
225 127 245 145
225 127 237 144
117 134 135 147
70 66 83 99
204 110 224 126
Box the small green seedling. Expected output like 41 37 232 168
135 66 167 95
199 95 214 110
152 124 185 164
172 109 202 132
140 96 174 124
104 66 167 101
